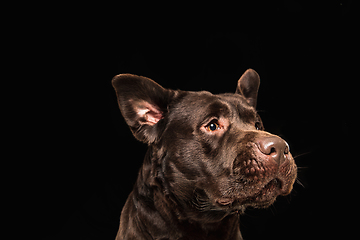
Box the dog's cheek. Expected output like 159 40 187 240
167 175 197 203
198 134 225 157
200 141 214 156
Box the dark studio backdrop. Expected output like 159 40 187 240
37 2 354 240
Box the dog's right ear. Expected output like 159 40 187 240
112 74 174 144
236 69 260 108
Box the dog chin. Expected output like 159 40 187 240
218 178 283 210
246 178 283 206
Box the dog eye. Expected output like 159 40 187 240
255 121 262 130
206 121 220 132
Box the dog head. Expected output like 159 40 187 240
112 69 297 222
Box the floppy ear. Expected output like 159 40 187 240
236 69 260 108
112 74 174 144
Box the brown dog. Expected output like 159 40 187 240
112 69 297 239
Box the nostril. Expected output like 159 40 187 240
256 137 289 165
256 137 280 156
284 145 289 154
269 147 276 155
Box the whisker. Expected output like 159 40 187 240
295 178 305 188
293 151 312 159
269 205 277 216
285 194 292 204
296 166 308 169
256 109 267 113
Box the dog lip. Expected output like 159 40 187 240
278 175 296 196
216 197 234 206
250 178 282 201
220 178 283 208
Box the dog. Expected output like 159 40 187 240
112 69 297 240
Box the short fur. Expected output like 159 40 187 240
112 69 297 240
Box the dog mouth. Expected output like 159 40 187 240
248 178 282 203
216 178 283 208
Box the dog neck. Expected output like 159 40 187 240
117 147 243 240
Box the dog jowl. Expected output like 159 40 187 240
112 69 297 240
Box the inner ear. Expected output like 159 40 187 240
112 73 174 144
236 69 260 108
133 100 163 126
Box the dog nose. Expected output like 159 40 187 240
256 137 289 165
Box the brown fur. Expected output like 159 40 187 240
112 69 297 239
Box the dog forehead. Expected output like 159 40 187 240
169 91 255 122
217 93 256 116
169 91 219 118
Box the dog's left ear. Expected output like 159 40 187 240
112 74 174 144
236 69 260 108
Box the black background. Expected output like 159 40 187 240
31 2 354 239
